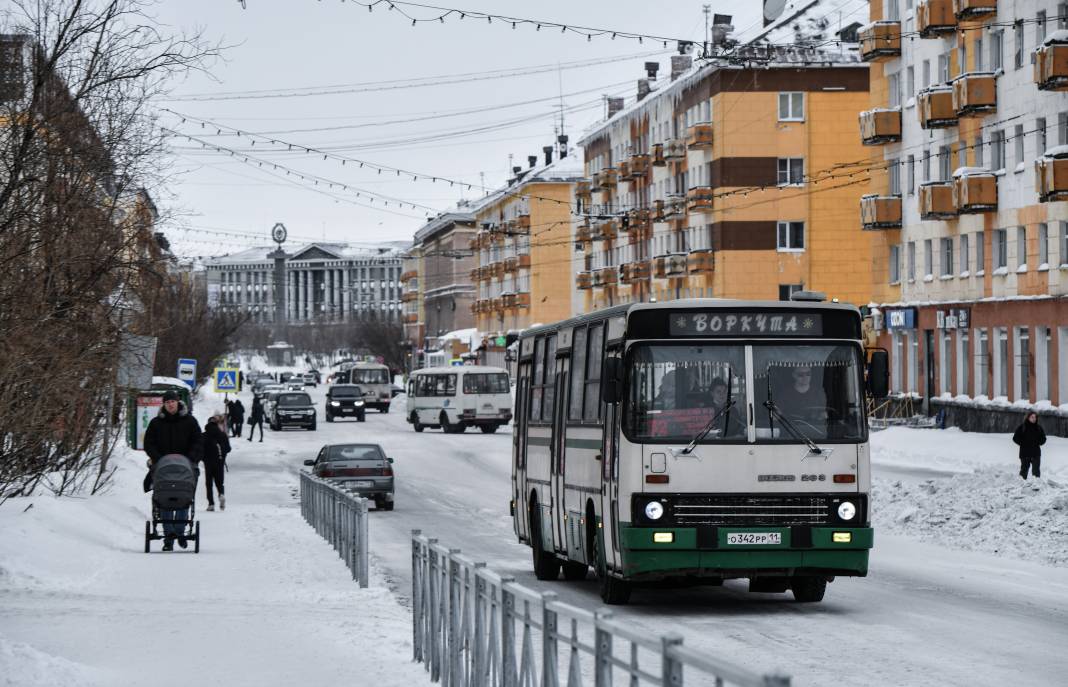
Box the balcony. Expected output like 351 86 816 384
859 21 901 62
687 249 715 274
952 169 997 214
403 313 418 324
952 0 996 20
687 123 714 149
515 292 531 308
917 0 956 37
860 195 903 230
400 269 418 282
503 257 518 273
617 160 631 180
653 255 669 278
1036 150 1068 202
490 297 503 311
628 153 651 178
661 196 686 220
502 293 517 308
652 143 666 167
626 207 651 232
918 86 957 129
592 219 618 240
576 179 592 200
576 223 592 243
401 291 419 303
621 260 651 284
666 253 688 276
596 266 618 286
952 72 996 117
664 138 687 161
469 267 479 281
686 186 715 213
516 253 531 268
515 214 531 232
577 271 592 290
488 261 504 278
919 182 958 220
595 167 619 190
859 108 902 145
1035 36 1068 91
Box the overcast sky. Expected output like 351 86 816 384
149 0 864 257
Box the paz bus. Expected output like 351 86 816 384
511 298 878 604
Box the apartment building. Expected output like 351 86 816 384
400 246 423 362
470 150 584 336
862 0 1068 423
576 51 873 313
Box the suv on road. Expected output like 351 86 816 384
303 372 318 387
305 443 394 510
325 384 366 422
270 391 317 431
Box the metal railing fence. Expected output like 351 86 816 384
300 471 370 588
411 531 791 687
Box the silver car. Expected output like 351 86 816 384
305 443 395 511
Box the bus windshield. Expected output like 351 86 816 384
352 368 389 385
753 344 865 442
625 344 748 442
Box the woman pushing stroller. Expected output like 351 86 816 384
143 390 202 550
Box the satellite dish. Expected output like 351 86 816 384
764 0 788 24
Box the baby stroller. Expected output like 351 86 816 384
144 453 201 553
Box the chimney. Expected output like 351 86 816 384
671 55 692 80
607 96 625 118
528 155 537 169
557 134 569 158
637 79 651 101
512 166 522 176
644 61 660 79
543 145 554 166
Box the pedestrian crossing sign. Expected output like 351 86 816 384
214 367 240 392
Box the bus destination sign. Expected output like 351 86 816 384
669 312 823 336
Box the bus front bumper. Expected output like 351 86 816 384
618 525 873 579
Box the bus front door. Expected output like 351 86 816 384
514 363 531 541
550 358 569 553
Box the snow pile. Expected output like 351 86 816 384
871 426 1068 477
874 471 1068 566
0 636 103 687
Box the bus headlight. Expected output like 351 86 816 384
837 501 857 521
644 501 665 521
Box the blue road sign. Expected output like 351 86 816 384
177 358 197 390
214 367 239 392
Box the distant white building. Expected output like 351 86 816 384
204 241 408 324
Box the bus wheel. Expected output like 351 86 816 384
790 576 827 603
411 413 424 432
561 561 588 581
479 424 498 434
530 506 560 581
595 543 631 604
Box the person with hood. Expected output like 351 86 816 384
202 412 231 511
229 398 245 437
1013 411 1047 479
247 395 265 442
143 390 203 550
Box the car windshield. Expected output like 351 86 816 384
326 445 384 461
278 393 312 406
753 344 865 442
625 345 747 442
331 386 362 397
352 368 389 384
462 373 509 394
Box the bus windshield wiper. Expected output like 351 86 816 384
680 399 736 455
763 400 822 455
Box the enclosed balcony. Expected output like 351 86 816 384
628 153 651 178
952 168 997 214
952 72 997 117
918 86 957 129
859 21 901 62
652 143 666 167
653 255 669 278
576 179 592 200
860 195 903 230
401 291 418 303
502 293 517 308
626 207 651 231
503 257 518 273
631 260 651 281
664 138 687 160
515 214 531 232
687 186 715 213
576 223 592 243
952 0 996 20
595 167 619 190
516 253 531 268
688 249 715 274
597 266 618 286
917 0 956 37
577 271 592 290
403 313 418 324
1034 34 1068 91
661 196 686 220
687 123 714 149
617 160 632 181
592 219 618 240
918 181 958 220
515 292 531 308
400 269 418 282
859 108 902 145
1035 149 1068 202
666 253 689 276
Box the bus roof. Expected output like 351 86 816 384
413 366 508 375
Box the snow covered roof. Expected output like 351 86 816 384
1041 145 1068 159
1042 29 1068 46
437 328 481 350
204 240 409 266
952 166 993 178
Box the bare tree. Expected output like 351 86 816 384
350 314 406 373
0 1 218 502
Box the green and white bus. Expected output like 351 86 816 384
511 298 875 604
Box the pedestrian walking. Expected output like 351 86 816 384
230 398 245 437
202 412 230 511
143 390 203 550
1013 411 1047 479
248 395 265 442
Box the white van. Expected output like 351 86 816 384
406 366 512 434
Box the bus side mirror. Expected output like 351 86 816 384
602 357 624 404
867 349 889 399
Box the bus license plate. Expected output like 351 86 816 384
726 532 781 546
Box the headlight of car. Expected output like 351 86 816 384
330 401 340 407
837 501 857 521
355 400 364 406
644 501 665 521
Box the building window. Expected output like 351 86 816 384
1017 226 1027 271
776 221 805 251
1017 327 1031 401
892 332 903 392
889 158 901 195
958 329 971 396
922 149 931 182
1061 3 1068 29
1014 124 1025 168
1014 20 1025 70
924 239 933 278
1038 117 1048 156
778 284 803 301
996 327 1009 398
938 53 950 83
938 145 951 181
907 155 915 194
960 233 970 274
1038 10 1048 44
975 135 984 167
777 158 804 185
1060 112 1068 146
778 92 804 121
976 230 985 273
908 330 919 393
889 245 901 283
941 237 954 276
907 241 916 281
1061 222 1068 266
906 66 915 102
888 72 901 108
976 328 990 397
940 330 953 394
991 30 1004 70
994 229 1008 269
991 130 1006 170
922 59 931 88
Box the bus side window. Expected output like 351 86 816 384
568 326 587 422
583 324 604 422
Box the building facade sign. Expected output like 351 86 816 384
885 308 917 330
936 307 970 330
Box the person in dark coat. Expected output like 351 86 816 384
247 395 265 442
229 398 245 437
1013 411 1047 479
202 412 231 511
143 390 203 550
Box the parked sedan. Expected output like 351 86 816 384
325 384 366 422
304 443 394 510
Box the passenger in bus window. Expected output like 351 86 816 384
778 366 827 421
653 369 678 410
